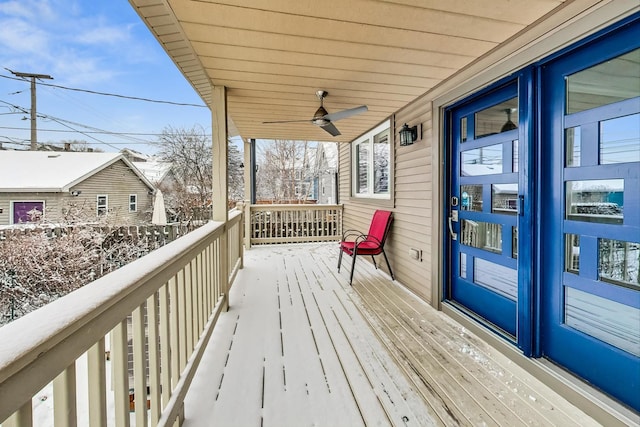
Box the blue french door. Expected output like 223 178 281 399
447 78 532 340
540 25 640 411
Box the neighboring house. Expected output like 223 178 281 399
0 151 155 225
314 142 338 204
132 160 177 189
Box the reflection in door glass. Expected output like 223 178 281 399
566 48 640 114
512 140 519 173
565 234 580 274
600 114 640 164
565 287 640 356
566 127 581 167
474 258 517 300
475 98 518 138
461 144 503 176
460 185 482 211
566 179 624 224
512 227 518 259
461 117 467 143
460 253 467 279
599 238 640 289
492 183 518 215
461 220 502 254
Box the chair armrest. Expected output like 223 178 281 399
341 229 364 241
354 234 382 248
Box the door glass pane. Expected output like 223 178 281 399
460 185 482 212
475 98 518 138
461 220 502 254
565 234 580 275
566 179 624 224
600 113 640 164
474 258 517 300
512 139 519 172
512 227 518 259
460 253 467 279
492 183 518 215
461 144 503 175
566 48 640 114
461 117 467 143
599 238 640 289
566 127 581 167
565 287 640 356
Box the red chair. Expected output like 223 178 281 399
338 210 395 285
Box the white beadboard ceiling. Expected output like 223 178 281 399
128 0 565 142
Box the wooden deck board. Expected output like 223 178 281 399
182 243 600 427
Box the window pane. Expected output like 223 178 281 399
460 185 483 212
565 179 623 224
356 141 369 194
565 234 580 275
474 258 517 300
492 183 518 215
475 98 518 139
600 114 640 164
566 48 640 114
461 144 503 176
599 238 640 289
565 287 640 356
566 127 581 167
461 219 502 254
373 129 390 194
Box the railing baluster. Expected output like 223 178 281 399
178 266 189 371
147 291 161 426
53 363 77 427
159 282 171 408
132 304 148 427
4 402 32 427
111 320 130 427
169 273 180 393
88 339 107 427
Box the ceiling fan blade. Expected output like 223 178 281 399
324 105 368 122
320 122 341 136
262 119 311 124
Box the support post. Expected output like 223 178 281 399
212 85 229 311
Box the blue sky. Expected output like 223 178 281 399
0 0 213 154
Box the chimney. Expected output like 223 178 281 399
64 142 71 151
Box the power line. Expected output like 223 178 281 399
0 73 207 108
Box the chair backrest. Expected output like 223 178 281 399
367 210 393 246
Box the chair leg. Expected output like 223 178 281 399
337 248 343 272
381 249 395 280
371 256 378 269
349 250 357 285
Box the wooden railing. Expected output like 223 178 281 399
0 209 244 427
245 204 342 246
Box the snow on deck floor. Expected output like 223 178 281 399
182 243 436 427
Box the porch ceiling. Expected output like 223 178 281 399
129 0 565 142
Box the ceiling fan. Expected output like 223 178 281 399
262 90 368 136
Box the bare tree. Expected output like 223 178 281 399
256 140 312 203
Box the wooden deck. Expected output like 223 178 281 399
182 243 601 427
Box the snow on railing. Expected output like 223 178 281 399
246 204 342 246
0 209 244 427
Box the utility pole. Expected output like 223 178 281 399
9 70 53 150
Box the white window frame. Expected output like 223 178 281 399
97 195 108 216
129 194 138 212
351 120 391 200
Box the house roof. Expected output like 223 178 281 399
0 151 154 192
128 0 573 143
132 160 173 184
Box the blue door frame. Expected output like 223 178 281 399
444 14 640 411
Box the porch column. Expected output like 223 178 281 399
212 85 229 310
243 138 252 249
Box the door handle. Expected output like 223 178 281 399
448 216 457 240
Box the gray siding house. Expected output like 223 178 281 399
0 151 155 226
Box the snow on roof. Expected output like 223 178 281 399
132 160 172 184
0 151 152 192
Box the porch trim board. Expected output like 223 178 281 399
0 210 244 426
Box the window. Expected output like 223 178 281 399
97 195 108 216
352 121 391 199
129 194 137 212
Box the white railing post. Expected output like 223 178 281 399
53 364 77 427
244 203 251 249
132 304 148 427
4 403 32 427
111 320 130 427
147 292 162 426
87 339 107 427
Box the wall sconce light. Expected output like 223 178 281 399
70 190 82 197
399 123 421 146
